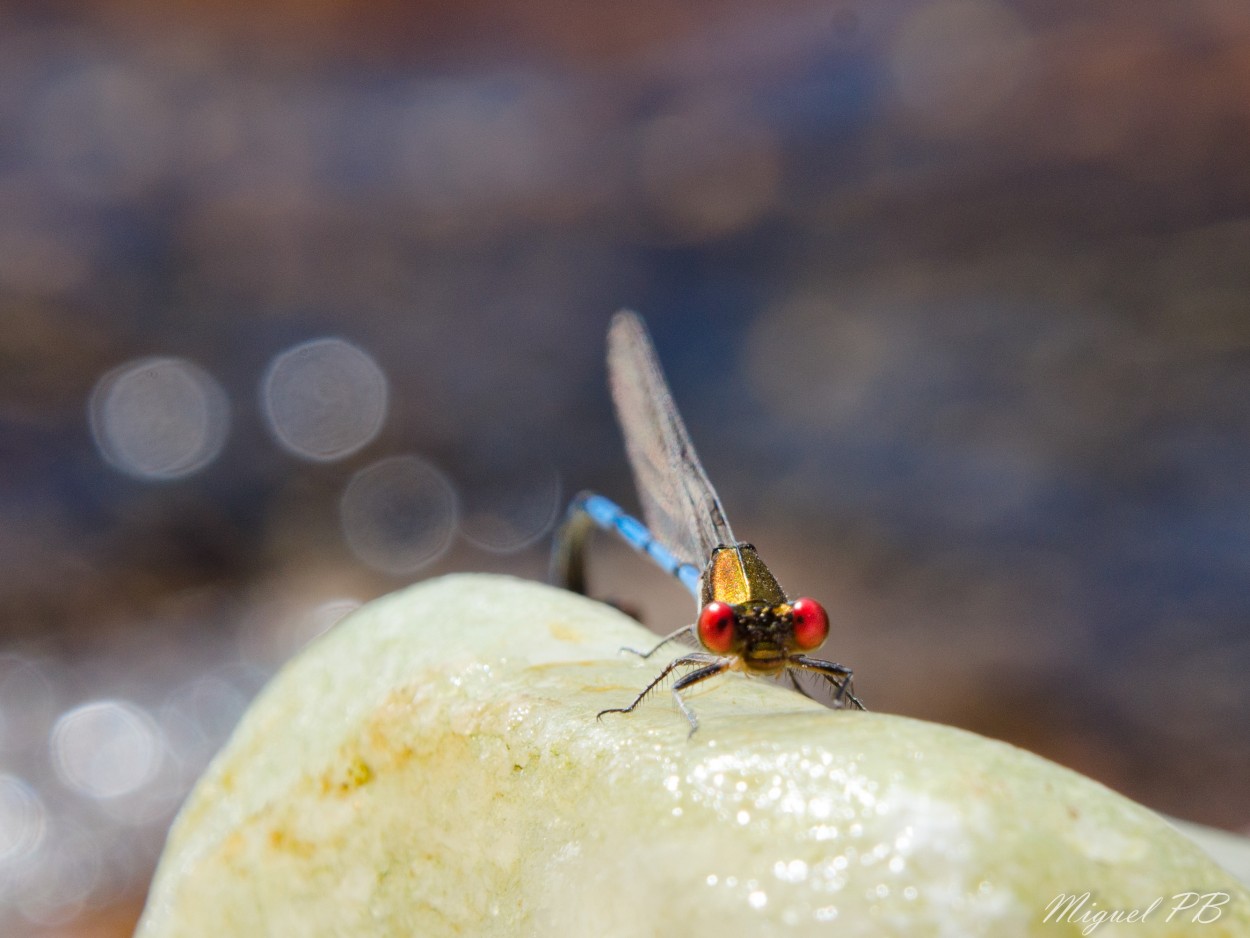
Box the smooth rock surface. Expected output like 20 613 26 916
137 574 1250 937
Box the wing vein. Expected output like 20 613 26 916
606 311 735 570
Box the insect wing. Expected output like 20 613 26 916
606 311 736 569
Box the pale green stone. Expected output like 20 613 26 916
137 574 1250 937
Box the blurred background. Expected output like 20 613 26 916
2 0 1249 932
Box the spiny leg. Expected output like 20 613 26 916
597 653 721 721
621 624 694 659
787 655 866 711
671 659 732 737
784 669 820 703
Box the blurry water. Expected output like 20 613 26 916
340 455 459 575
261 338 389 462
51 701 163 801
89 358 231 480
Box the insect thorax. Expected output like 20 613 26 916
700 544 787 608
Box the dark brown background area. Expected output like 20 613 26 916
2 1 1249 933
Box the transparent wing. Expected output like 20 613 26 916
606 310 735 567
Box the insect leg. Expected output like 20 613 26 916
784 669 820 703
621 624 695 659
787 655 866 711
671 659 732 737
597 653 719 721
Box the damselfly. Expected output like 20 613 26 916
553 311 864 735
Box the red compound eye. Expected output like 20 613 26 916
791 597 829 650
697 601 737 654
